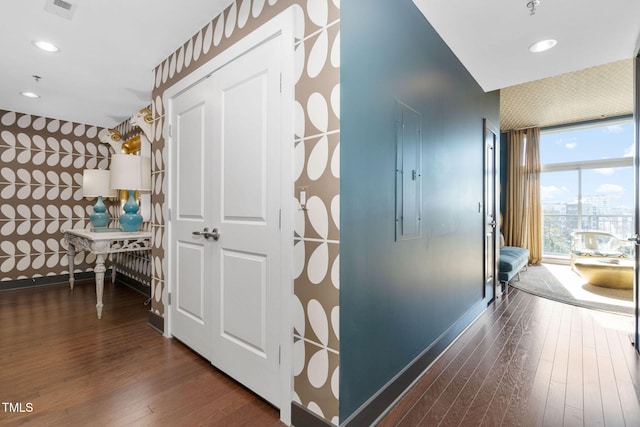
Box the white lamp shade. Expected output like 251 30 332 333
140 156 151 191
82 169 117 197
110 153 142 190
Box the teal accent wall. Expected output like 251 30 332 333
340 0 500 419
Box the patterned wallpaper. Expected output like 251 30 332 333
146 0 340 424
0 108 151 289
0 110 112 281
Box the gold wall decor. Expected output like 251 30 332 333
116 135 144 213
121 134 141 154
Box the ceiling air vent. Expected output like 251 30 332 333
44 0 77 20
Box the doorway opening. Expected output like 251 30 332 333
537 118 635 315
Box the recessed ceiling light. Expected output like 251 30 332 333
529 39 557 53
20 91 40 98
32 40 60 53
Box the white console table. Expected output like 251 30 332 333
63 229 152 319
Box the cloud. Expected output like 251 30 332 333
541 185 569 200
594 168 615 176
604 125 624 134
624 143 635 157
551 137 576 148
596 184 624 197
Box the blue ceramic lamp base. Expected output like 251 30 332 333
119 190 142 232
90 195 110 228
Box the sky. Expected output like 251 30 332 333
540 120 635 213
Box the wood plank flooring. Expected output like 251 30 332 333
379 287 640 427
2 281 638 426
0 281 282 427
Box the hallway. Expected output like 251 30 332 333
380 287 640 426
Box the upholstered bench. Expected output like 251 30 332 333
498 246 529 291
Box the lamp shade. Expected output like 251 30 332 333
140 156 151 191
82 169 117 197
110 154 142 190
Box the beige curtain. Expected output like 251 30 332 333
504 128 543 264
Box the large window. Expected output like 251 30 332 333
540 119 635 258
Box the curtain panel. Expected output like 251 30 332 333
504 128 543 264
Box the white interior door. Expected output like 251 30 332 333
209 35 282 407
169 35 283 407
169 76 215 360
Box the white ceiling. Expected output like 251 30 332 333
414 0 640 92
1 1 639 129
0 0 230 128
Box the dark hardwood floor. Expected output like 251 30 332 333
0 280 282 426
379 287 640 427
2 281 638 427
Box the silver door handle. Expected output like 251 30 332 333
192 227 221 241
628 234 639 245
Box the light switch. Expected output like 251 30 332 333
299 186 308 208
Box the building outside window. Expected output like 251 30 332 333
540 118 635 260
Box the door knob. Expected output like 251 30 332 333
208 227 221 241
192 227 209 237
192 227 221 241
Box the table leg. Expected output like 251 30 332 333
95 253 106 319
68 244 75 290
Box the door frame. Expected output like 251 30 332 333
162 9 296 423
633 52 639 352
483 119 499 302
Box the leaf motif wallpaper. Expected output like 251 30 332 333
147 0 340 423
0 110 151 288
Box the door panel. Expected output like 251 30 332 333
169 35 282 406
175 242 205 321
210 36 282 406
222 73 269 221
169 77 215 360
176 103 207 219
221 249 267 354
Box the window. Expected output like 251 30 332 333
540 119 634 258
